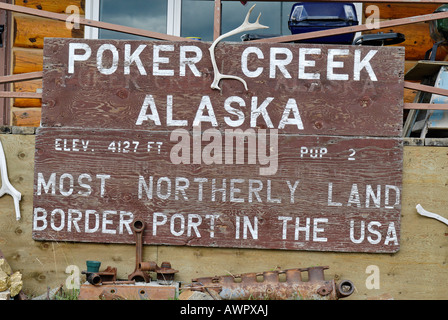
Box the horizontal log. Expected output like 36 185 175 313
13 79 42 108
363 3 441 19
13 49 43 74
14 99 42 108
15 0 85 14
14 15 82 49
12 109 41 127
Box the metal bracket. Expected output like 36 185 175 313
0 25 4 48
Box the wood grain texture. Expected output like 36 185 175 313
13 15 82 49
15 0 85 14
41 38 404 137
13 49 43 74
32 38 405 253
12 109 41 127
32 127 402 253
363 3 441 19
13 79 42 108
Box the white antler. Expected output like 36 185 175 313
209 4 268 91
416 204 448 226
0 139 21 220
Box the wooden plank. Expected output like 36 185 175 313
404 103 448 110
404 81 448 97
13 79 42 108
33 38 404 253
0 71 43 84
13 49 43 74
0 91 41 98
12 109 40 126
41 38 404 137
13 14 82 49
32 127 402 253
213 0 221 41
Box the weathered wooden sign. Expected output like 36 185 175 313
33 38 404 253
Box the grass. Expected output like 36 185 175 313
54 288 80 300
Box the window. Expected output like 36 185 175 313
182 1 295 42
99 0 169 40
84 0 301 42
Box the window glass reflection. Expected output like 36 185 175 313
97 0 294 42
99 0 167 40
221 1 294 42
181 1 294 42
181 0 215 41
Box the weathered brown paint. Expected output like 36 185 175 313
33 38 404 253
41 38 404 137
32 127 402 253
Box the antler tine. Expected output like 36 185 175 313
256 12 262 24
243 4 256 24
255 13 268 29
242 5 268 30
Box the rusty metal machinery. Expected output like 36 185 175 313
187 266 354 300
128 218 179 284
82 266 117 286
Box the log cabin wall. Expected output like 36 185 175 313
10 0 84 127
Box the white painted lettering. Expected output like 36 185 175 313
153 44 174 76
241 47 264 78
